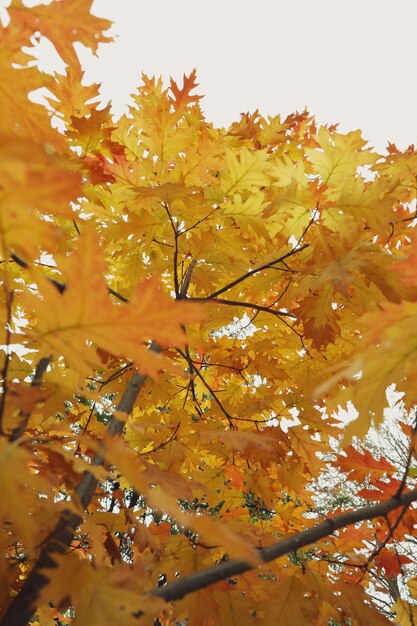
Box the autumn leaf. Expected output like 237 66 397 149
103 436 261 565
220 148 272 194
0 439 52 552
2 5 417 624
8 0 113 66
261 573 322 624
39 553 167 626
21 227 202 376
374 549 413 577
337 445 395 483
305 128 378 198
0 137 81 258
169 69 203 110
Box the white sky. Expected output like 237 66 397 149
2 0 417 152
78 0 417 153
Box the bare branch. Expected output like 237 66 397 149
162 202 180 296
11 253 129 303
108 287 128 303
178 260 197 299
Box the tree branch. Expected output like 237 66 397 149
396 410 417 497
0 290 13 434
0 349 157 626
207 243 309 299
1 258 200 626
162 202 180 297
177 348 236 429
178 260 197 300
11 253 129 303
9 356 52 442
188 296 295 319
152 486 417 603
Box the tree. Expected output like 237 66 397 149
1 1 417 624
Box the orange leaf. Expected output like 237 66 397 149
337 445 395 483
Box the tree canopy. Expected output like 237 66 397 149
1 2 417 625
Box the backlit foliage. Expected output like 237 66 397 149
1 2 417 625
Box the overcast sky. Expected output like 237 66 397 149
2 0 416 152
76 0 417 154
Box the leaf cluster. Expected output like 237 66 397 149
1 2 417 625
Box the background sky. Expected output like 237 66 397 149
1 0 416 153
75 0 417 154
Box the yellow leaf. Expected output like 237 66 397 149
306 128 378 196
147 488 261 566
21 227 202 376
220 148 271 194
103 436 260 565
0 439 52 552
40 553 166 626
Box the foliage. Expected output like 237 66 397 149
1 1 417 624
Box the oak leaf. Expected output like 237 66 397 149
337 445 395 483
21 227 202 376
8 0 112 66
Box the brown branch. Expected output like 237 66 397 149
312 554 368 570
0 349 158 626
87 362 134 389
396 410 417 497
181 206 220 235
353 411 417 581
207 243 309 299
80 363 134 441
139 422 180 457
181 348 203 414
75 343 161 510
162 202 179 297
151 486 417 603
11 254 66 294
360 505 410 583
0 291 13 434
0 257 200 626
11 253 129 303
177 349 236 429
9 356 52 442
191 357 250 384
108 287 128 303
178 260 197 300
188 296 295 319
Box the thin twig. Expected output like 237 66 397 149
396 410 417 497
360 505 410 582
139 422 180 456
11 253 129 303
207 244 309 299
177 349 236 430
0 291 13 434
188 296 295 319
